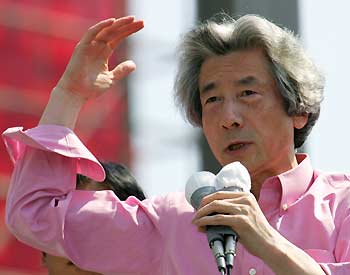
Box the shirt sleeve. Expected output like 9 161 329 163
319 198 350 274
3 125 164 274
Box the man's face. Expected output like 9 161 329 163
43 254 101 275
199 48 307 184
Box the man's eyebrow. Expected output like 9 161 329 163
200 82 215 95
235 75 260 86
200 75 260 95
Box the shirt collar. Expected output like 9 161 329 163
260 153 314 213
278 153 313 208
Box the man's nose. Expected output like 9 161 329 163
220 101 243 129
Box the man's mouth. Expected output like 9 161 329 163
227 143 245 151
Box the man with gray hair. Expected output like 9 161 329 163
3 14 350 275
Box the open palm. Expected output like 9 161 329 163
56 16 144 101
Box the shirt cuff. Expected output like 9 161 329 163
2 125 105 181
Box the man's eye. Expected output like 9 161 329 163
205 96 218 104
241 90 256 97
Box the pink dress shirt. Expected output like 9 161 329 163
3 125 350 275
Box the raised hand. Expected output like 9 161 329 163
56 16 144 101
39 16 144 129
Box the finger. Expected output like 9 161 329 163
80 18 116 44
95 16 135 41
193 214 240 228
200 191 250 207
194 200 248 221
96 21 144 60
107 21 144 49
196 226 206 233
96 17 143 43
111 60 136 80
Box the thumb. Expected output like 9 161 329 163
111 60 136 80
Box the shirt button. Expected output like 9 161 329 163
249 268 257 275
282 203 288 211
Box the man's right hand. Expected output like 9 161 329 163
39 16 144 129
57 16 144 101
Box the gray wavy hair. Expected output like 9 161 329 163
174 14 324 148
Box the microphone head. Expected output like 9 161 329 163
216 161 251 192
185 171 216 209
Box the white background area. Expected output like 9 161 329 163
128 1 201 197
299 1 350 173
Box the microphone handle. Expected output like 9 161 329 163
225 234 238 270
215 185 243 270
207 225 239 273
207 225 237 244
206 228 226 274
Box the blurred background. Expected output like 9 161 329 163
0 0 349 274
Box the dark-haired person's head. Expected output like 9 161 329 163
43 161 145 275
77 161 146 201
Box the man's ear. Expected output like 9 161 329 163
293 114 308 129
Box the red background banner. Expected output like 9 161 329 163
0 1 128 274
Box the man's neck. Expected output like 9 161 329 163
250 154 299 200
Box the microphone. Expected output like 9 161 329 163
185 162 251 275
215 162 251 274
185 171 217 209
185 171 227 274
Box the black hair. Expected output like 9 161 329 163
76 161 146 201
